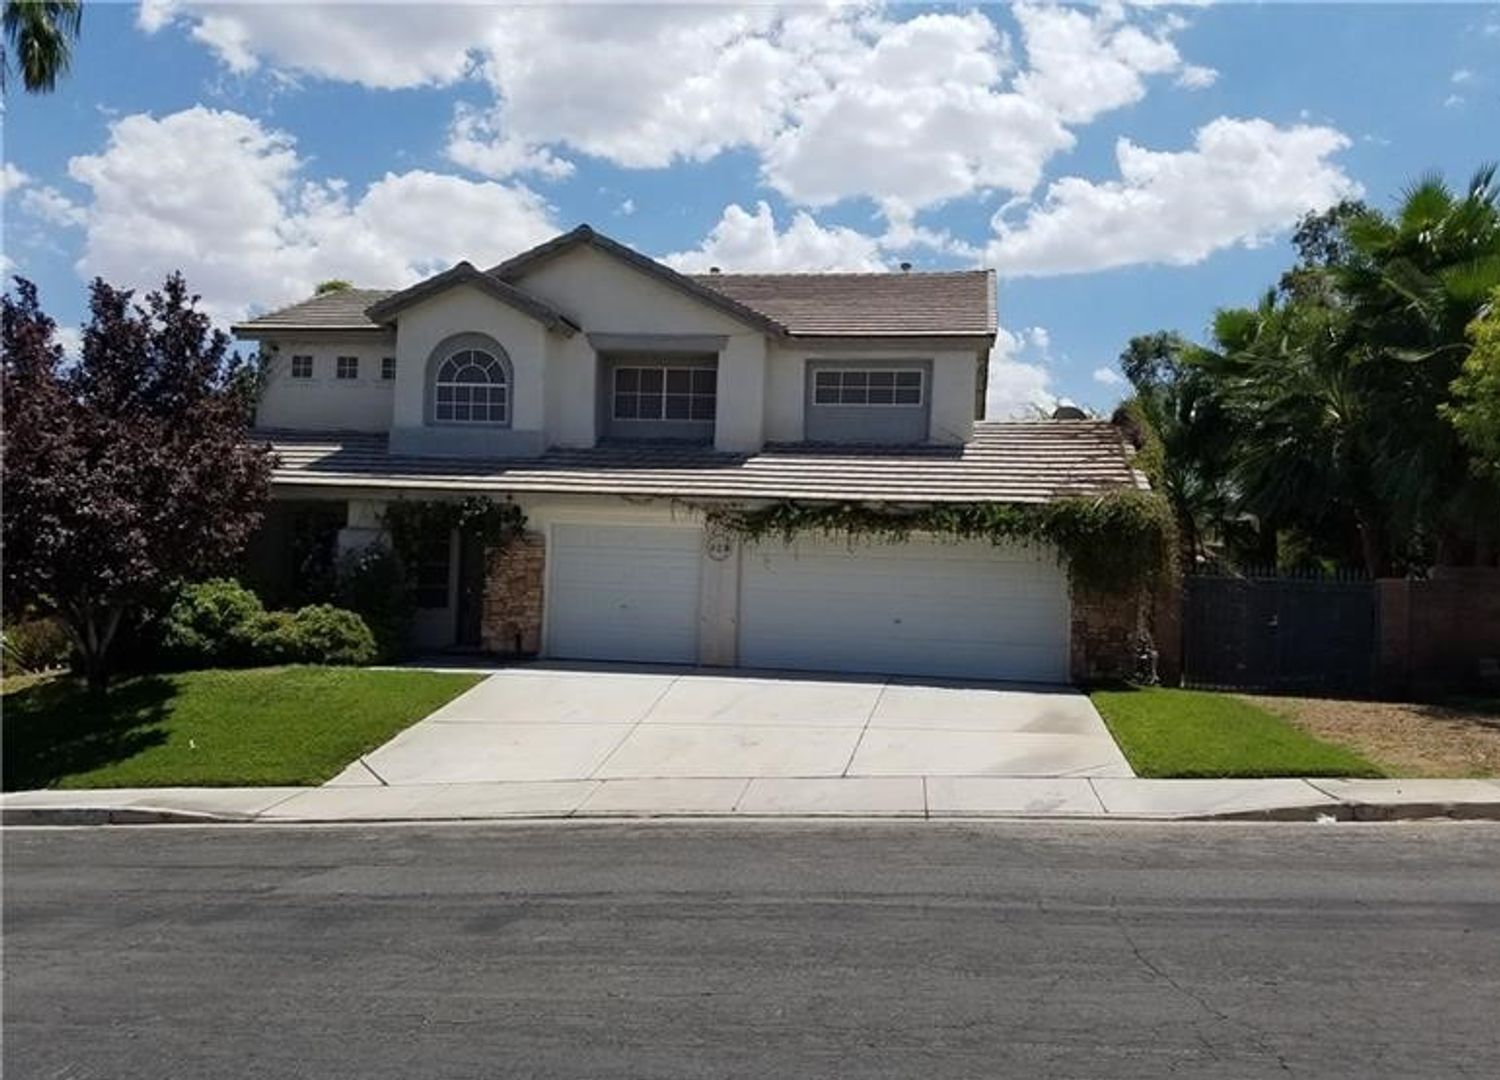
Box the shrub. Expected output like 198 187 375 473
288 605 377 666
162 579 266 667
1 616 73 675
335 545 414 661
249 610 303 665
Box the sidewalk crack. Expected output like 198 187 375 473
840 678 887 778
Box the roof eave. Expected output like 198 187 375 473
364 262 580 336
491 225 791 339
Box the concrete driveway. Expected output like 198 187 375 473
332 665 1134 789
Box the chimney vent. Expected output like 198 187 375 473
900 261 912 272
1051 405 1087 421
709 266 721 274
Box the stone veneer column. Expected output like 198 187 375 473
1069 584 1143 683
481 531 546 656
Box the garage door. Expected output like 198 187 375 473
739 536 1069 682
546 524 702 664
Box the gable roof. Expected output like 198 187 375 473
258 420 1144 504
230 288 395 335
231 226 999 342
488 224 789 337
691 270 996 337
362 261 579 334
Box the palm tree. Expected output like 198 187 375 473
2 1 82 94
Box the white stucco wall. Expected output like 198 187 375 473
765 345 978 445
254 336 396 432
389 284 550 456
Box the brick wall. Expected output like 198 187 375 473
1070 585 1143 683
480 531 546 656
1379 568 1500 693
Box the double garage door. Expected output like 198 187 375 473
546 524 1070 682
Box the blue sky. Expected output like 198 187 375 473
2 1 1495 416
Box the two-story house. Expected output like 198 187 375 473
234 225 1144 683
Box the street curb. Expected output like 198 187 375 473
1 807 251 826
6 801 1500 827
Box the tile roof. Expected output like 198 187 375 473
259 421 1145 504
363 262 579 334
689 270 996 337
231 289 394 333
232 227 998 340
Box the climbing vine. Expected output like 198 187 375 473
704 489 1176 596
382 496 526 567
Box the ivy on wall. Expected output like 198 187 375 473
704 489 1177 596
382 496 527 566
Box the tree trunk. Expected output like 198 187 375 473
66 601 124 697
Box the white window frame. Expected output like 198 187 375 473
434 347 510 425
612 364 717 423
381 356 396 381
812 367 924 407
290 354 314 380
335 355 360 380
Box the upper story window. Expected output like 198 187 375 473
290 355 313 380
336 355 359 380
813 368 923 407
381 357 396 381
434 348 509 424
613 365 717 422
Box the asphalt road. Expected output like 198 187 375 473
5 821 1500 1079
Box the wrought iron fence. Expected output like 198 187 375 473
1181 569 1379 694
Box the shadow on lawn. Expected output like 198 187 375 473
2 677 174 791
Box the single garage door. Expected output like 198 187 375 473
739 536 1069 682
546 524 702 664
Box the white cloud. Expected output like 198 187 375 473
1026 325 1051 350
139 0 485 88
1176 64 1218 90
1444 94 1466 109
20 185 86 228
985 325 1057 419
988 117 1361 277
1093 366 1126 386
54 325 83 360
1012 0 1185 124
1452 68 1474 84
141 2 1216 221
661 202 887 273
67 106 557 322
617 198 636 217
1 162 30 195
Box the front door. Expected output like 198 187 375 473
454 530 487 649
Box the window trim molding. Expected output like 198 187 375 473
424 332 514 429
810 365 926 408
289 354 314 380
335 355 360 381
610 362 718 424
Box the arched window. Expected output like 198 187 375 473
433 348 508 424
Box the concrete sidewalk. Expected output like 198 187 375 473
5 776 1500 826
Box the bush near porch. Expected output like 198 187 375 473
2 666 482 791
1090 686 1383 778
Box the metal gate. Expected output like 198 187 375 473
1182 572 1379 693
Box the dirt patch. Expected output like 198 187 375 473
1241 695 1500 778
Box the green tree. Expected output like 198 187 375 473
2 0 81 94
1446 290 1500 479
1201 167 1500 574
314 279 353 294
1112 332 1237 569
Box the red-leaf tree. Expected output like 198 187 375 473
2 274 273 692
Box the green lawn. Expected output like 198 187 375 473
1090 686 1384 779
2 666 483 790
